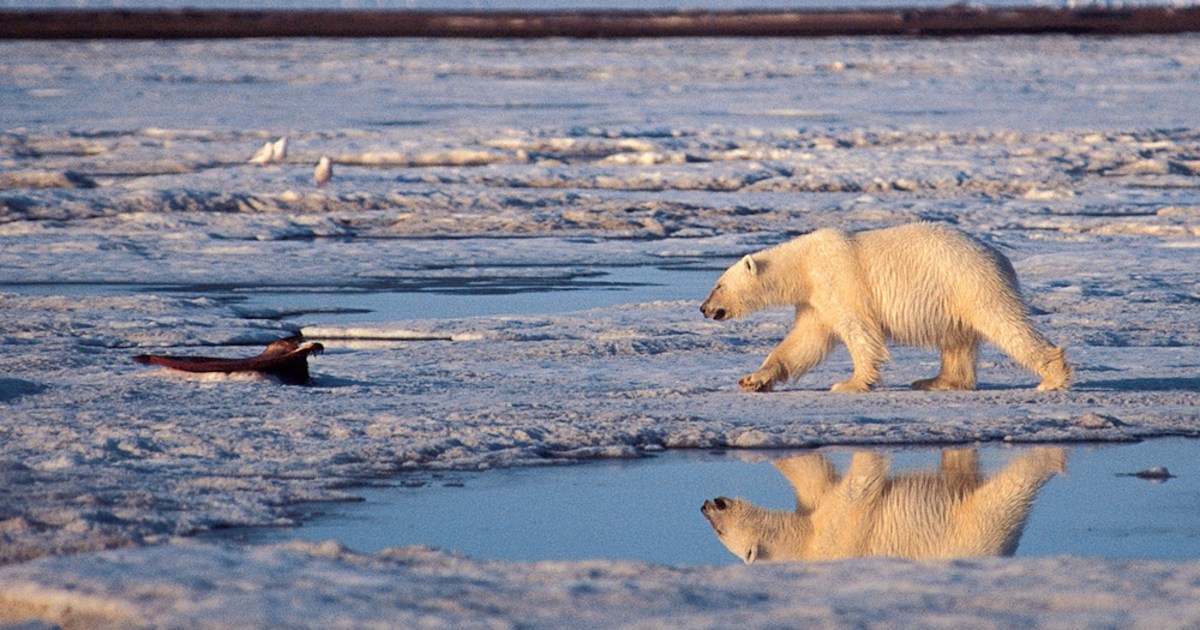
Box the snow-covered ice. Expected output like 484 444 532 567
1 34 1199 628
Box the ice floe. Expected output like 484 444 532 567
1 33 1199 628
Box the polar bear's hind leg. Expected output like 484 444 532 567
973 310 1071 391
1033 346 1071 392
912 336 979 391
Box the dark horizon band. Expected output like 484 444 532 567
2 6 1199 40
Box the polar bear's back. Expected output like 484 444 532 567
850 223 1024 347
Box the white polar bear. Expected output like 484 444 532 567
699 222 1071 393
701 447 1066 563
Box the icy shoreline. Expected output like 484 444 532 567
2 34 1199 627
2 541 1199 629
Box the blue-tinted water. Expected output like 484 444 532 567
0 264 718 324
214 439 1200 566
234 265 716 324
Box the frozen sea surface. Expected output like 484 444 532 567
1 34 1199 628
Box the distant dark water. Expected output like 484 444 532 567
1 0 1191 9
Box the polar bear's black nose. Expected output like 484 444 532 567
702 304 727 320
700 297 727 321
712 497 729 510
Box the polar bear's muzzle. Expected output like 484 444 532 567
700 297 728 321
701 496 732 532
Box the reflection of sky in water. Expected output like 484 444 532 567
0 266 720 323
1018 439 1200 560
232 265 718 323
216 439 1200 566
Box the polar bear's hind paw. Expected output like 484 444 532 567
831 379 873 393
911 377 973 391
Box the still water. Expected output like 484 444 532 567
213 439 1200 565
0 263 719 324
232 264 717 324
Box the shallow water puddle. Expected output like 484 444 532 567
232 264 716 324
0 264 716 325
212 439 1200 566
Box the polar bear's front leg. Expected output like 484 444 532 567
740 309 834 392
830 317 888 393
738 370 779 392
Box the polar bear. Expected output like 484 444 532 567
699 222 1070 393
701 447 1066 563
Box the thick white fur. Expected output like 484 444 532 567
701 447 1066 563
699 222 1071 392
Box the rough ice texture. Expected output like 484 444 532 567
1 35 1199 627
2 541 1200 629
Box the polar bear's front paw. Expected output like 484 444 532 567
739 372 775 393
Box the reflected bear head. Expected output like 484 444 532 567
701 495 778 564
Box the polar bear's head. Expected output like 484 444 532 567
701 495 768 564
700 255 764 321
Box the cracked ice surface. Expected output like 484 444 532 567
1 35 1199 628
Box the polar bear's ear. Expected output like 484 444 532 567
741 255 759 277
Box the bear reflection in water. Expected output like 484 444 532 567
702 448 1065 563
